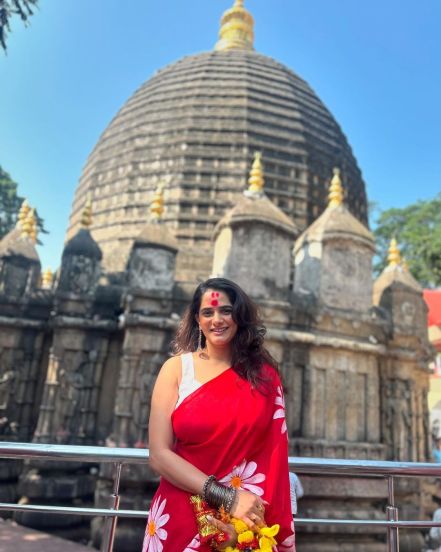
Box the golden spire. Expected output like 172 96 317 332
328 167 344 208
246 152 264 196
150 184 165 221
215 0 254 52
20 208 34 240
387 238 402 267
81 198 93 228
29 208 38 244
17 199 31 229
41 267 53 289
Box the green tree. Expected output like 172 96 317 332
373 193 441 288
0 0 38 52
0 165 47 241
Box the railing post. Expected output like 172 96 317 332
386 475 399 552
101 462 123 552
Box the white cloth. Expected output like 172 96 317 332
429 508 441 551
175 353 202 409
289 472 304 515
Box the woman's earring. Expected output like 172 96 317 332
197 326 202 351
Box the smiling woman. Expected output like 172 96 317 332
144 277 295 551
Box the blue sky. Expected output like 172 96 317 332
1 0 440 270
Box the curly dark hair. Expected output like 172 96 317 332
172 277 279 390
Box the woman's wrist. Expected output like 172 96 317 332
202 475 237 513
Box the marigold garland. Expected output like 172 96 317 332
190 495 280 551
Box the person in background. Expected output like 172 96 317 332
289 472 304 515
432 438 441 463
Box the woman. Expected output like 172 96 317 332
143 277 295 551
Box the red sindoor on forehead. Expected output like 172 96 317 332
210 291 220 306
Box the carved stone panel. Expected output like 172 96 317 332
306 349 381 445
58 255 100 295
321 243 373 312
127 248 176 293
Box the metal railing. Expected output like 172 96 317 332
1 442 441 552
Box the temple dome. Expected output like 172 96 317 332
67 20 368 285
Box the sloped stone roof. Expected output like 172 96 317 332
63 229 102 260
294 204 375 254
0 228 40 262
134 223 179 252
213 193 298 239
373 265 422 305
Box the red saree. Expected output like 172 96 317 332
142 364 295 552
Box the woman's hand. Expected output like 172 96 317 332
230 489 266 528
207 516 237 549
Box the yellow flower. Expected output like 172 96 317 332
259 535 274 551
233 518 249 534
260 524 280 538
258 524 280 548
237 530 255 544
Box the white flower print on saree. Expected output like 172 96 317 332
278 520 295 551
273 385 287 434
142 495 170 552
183 534 200 551
219 459 265 496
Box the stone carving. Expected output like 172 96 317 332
384 379 413 461
58 255 100 295
0 262 30 297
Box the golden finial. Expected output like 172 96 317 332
246 152 264 196
20 208 34 240
17 199 31 229
41 267 53 289
328 167 344 208
150 184 165 221
387 238 401 267
81 197 93 228
215 0 254 52
29 208 38 244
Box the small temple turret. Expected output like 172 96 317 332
215 0 254 52
212 152 298 301
58 199 102 296
126 184 178 301
373 238 422 305
373 238 425 329
0 201 41 297
293 168 375 312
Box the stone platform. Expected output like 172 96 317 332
0 520 92 552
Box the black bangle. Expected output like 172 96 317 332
202 475 216 502
205 480 237 513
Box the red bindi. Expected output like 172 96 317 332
210 291 220 306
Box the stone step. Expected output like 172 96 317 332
0 520 93 552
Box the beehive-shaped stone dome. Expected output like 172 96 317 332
67 2 368 285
